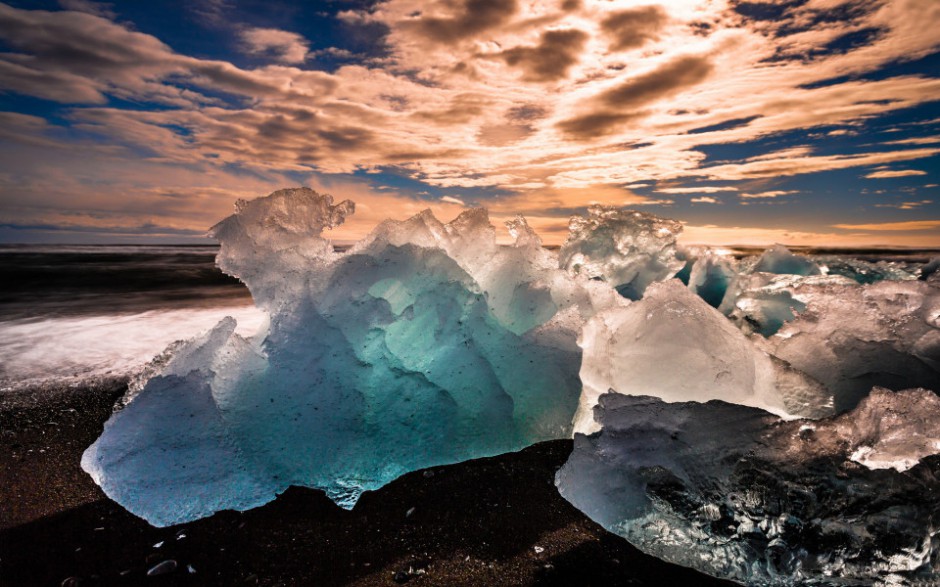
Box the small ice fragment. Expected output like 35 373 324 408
153 541 163 548
752 244 820 276
534 546 544 554
147 560 177 576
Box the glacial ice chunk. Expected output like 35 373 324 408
558 205 684 300
818 255 919 284
572 280 832 434
83 188 608 526
211 187 355 310
714 246 834 336
82 318 273 525
718 273 857 336
843 388 940 471
557 389 940 586
718 248 923 338
767 279 940 411
752 244 821 276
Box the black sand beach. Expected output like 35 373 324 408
0 380 732 586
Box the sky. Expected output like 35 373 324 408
0 0 938 247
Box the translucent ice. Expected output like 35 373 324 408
717 247 922 337
83 188 612 526
573 280 832 434
716 246 832 336
752 244 821 276
81 186 938 550
719 273 857 336
818 255 919 284
767 279 940 411
557 389 940 587
558 205 684 300
687 250 737 308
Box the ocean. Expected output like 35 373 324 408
0 244 265 389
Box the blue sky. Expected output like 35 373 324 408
0 0 937 245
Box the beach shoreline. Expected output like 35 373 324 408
0 380 732 586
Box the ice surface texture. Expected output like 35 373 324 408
767 279 940 411
557 390 940 586
83 188 614 526
573 280 833 434
559 205 684 300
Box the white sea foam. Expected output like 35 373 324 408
0 305 267 389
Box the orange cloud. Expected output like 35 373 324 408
864 169 928 179
1 1 939 246
831 220 940 231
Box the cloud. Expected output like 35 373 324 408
498 28 589 82
409 0 518 44
0 4 335 107
558 54 713 138
483 184 666 217
698 148 940 181
240 27 310 64
0 4 185 104
740 190 799 199
440 195 466 205
874 199 932 210
594 55 714 110
189 0 233 26
658 186 737 194
600 5 669 52
1 0 940 245
864 169 928 178
832 220 940 231
882 135 940 146
476 123 535 146
58 0 116 19
690 196 720 203
681 223 940 247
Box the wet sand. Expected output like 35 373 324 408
0 380 732 586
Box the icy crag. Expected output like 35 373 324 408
573 280 833 434
559 205 684 300
557 390 940 586
82 183 940 566
83 188 617 526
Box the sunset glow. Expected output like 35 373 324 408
0 0 938 246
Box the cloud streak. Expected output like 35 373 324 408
865 169 928 179
0 0 937 244
240 28 310 64
832 220 940 231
